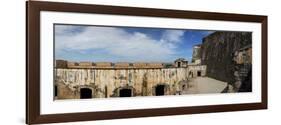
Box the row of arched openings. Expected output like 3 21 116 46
54 84 166 99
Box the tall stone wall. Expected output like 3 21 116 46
200 31 252 85
55 66 206 99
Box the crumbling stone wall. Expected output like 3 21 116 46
200 31 252 87
55 65 206 99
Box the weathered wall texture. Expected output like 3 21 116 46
55 66 206 99
192 45 201 63
200 31 252 87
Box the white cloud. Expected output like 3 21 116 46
55 25 185 62
161 30 185 43
159 30 185 49
55 25 83 35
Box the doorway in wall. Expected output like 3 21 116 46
119 88 132 97
155 85 165 96
80 88 92 99
197 71 201 76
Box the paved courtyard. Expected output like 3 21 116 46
182 77 228 94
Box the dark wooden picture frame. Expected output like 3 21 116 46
26 1 267 124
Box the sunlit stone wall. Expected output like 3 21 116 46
55 65 206 99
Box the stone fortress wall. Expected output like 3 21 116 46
55 60 207 99
200 31 252 92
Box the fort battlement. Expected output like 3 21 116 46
55 60 181 69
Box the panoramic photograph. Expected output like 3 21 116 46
54 24 252 100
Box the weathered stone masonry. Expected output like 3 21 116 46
200 31 252 92
55 61 207 99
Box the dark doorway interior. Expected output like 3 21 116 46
197 71 201 76
54 85 57 97
119 89 132 97
156 85 165 96
177 62 181 67
80 88 92 99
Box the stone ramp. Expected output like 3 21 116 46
183 77 228 94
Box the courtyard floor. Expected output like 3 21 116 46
182 77 228 94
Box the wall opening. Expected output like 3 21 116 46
197 71 201 76
80 88 92 99
119 89 132 97
177 62 181 67
54 85 57 97
155 85 165 96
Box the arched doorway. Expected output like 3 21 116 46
80 88 92 99
155 85 165 96
119 88 132 97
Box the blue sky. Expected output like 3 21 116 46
55 24 214 63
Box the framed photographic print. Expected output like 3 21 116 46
26 1 268 124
